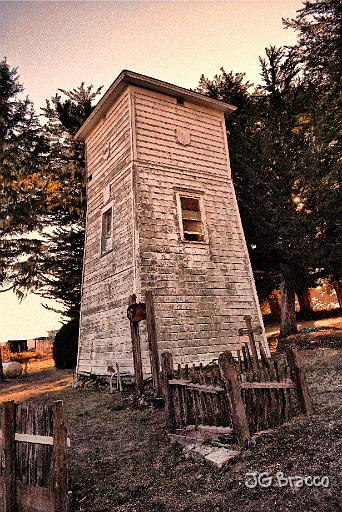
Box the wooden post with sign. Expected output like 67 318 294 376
127 294 144 394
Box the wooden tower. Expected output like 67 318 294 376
75 70 268 380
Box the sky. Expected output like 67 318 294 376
0 0 304 341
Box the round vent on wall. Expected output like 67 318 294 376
175 127 191 146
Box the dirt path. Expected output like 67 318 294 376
0 358 73 403
266 315 342 336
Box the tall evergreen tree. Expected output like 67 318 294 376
198 47 318 336
0 58 48 289
285 0 342 307
32 83 102 317
0 59 102 318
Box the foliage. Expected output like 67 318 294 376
284 0 342 288
197 48 318 305
0 58 49 288
53 317 79 369
0 60 102 318
284 0 342 86
2 0 341 335
9 351 44 364
197 3 342 331
33 83 101 317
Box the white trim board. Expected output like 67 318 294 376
0 431 71 447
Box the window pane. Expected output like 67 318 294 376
182 210 201 221
184 232 205 242
179 195 205 242
180 196 200 212
183 219 203 234
101 207 112 253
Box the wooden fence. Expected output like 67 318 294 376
0 400 71 512
161 345 313 446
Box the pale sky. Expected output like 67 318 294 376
0 0 304 341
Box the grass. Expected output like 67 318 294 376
1 337 341 511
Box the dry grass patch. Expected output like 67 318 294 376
1 337 341 512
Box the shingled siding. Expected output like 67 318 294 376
132 88 265 366
77 90 136 375
78 84 267 377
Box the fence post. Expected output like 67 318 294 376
2 401 17 512
0 343 5 381
128 294 144 394
219 351 250 446
161 352 176 432
145 291 162 397
286 347 313 415
53 401 68 512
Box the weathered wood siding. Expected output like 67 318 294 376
78 83 267 377
77 90 136 375
132 87 266 366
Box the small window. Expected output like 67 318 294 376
101 206 113 254
179 195 205 242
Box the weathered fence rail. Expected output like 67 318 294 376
0 400 71 512
161 342 313 446
162 353 231 432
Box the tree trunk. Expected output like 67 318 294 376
0 343 4 381
280 279 298 337
333 281 342 309
268 290 281 323
296 287 313 319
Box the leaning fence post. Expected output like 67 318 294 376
53 400 68 512
286 347 313 415
145 291 162 397
2 400 16 512
219 351 250 446
161 352 176 432
127 294 144 395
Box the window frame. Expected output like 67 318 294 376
175 190 208 243
100 201 113 255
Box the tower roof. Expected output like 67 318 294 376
75 70 236 141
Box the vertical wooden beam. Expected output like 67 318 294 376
0 342 5 381
145 291 161 396
161 352 176 432
52 401 68 512
2 400 17 512
243 315 259 366
218 351 250 446
128 294 144 394
286 347 313 415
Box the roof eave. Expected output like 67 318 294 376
74 70 236 141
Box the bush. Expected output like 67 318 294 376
9 351 43 364
53 318 79 369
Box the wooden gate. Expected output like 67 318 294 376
161 345 313 446
0 400 71 512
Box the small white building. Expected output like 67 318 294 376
75 70 268 378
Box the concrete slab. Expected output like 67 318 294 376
204 447 240 469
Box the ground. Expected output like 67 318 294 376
0 322 341 512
